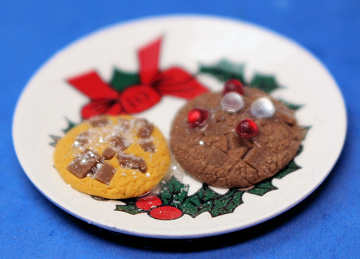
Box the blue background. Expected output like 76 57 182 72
2 0 359 258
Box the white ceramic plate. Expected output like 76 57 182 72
12 15 346 238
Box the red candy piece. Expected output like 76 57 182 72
187 108 209 128
223 79 244 95
149 206 183 220
236 119 259 139
136 195 162 211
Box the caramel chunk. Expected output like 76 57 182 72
89 116 109 127
117 118 131 132
102 147 116 160
136 119 154 138
109 135 128 151
139 140 156 153
67 150 100 178
73 131 89 148
94 162 115 185
117 153 147 173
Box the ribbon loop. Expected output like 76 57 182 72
67 37 209 119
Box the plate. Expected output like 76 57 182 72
12 15 346 238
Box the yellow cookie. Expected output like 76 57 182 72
53 115 170 199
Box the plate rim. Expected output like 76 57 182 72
12 13 348 239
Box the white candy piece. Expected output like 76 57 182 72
250 97 275 118
221 92 244 113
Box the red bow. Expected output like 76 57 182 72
67 37 209 119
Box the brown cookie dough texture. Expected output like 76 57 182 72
170 87 305 188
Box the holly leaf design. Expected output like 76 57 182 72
180 184 244 218
49 118 77 148
247 180 278 196
62 118 77 134
303 126 311 138
91 195 109 201
49 134 61 147
114 199 145 215
250 73 281 93
274 145 303 179
159 176 189 207
109 68 140 92
199 59 246 84
159 177 244 218
180 184 219 217
278 99 303 111
113 141 307 219
274 161 301 179
209 188 244 217
247 144 304 195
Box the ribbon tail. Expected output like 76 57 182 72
67 70 119 99
106 102 125 116
81 99 116 119
156 67 209 99
138 37 162 85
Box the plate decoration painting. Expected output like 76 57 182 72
50 37 308 221
13 16 346 238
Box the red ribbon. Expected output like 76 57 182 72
67 37 209 119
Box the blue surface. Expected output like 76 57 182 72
2 0 359 258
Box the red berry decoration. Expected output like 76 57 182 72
187 108 209 128
149 206 183 220
236 119 259 139
223 79 244 95
136 195 162 211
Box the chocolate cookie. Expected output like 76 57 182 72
170 87 305 188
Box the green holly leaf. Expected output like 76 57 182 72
209 189 244 217
180 184 244 218
91 195 109 201
159 176 189 207
303 126 311 138
109 68 140 92
250 73 281 93
114 199 144 215
199 59 246 84
278 99 303 111
274 161 301 179
181 184 219 217
62 118 77 134
49 134 61 147
247 180 278 196
296 144 304 156
274 145 303 179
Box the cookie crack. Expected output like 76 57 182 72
241 146 253 160
243 160 261 185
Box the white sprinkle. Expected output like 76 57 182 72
80 158 88 165
88 151 96 158
145 172 150 177
199 140 204 146
121 172 127 176
199 124 208 131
